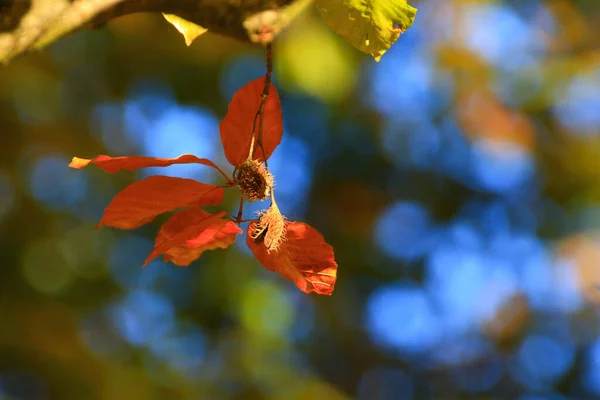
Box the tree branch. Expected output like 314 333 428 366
0 0 312 64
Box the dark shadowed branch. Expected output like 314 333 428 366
0 0 311 64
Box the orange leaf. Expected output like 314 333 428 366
151 208 242 266
219 76 283 166
247 221 338 295
98 176 223 230
69 154 229 180
144 209 235 266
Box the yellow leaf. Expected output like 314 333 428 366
162 13 208 46
316 0 417 61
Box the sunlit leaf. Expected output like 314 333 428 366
98 176 223 230
69 154 222 174
219 76 283 166
153 208 242 266
316 0 417 61
144 209 239 266
162 13 208 46
247 221 338 295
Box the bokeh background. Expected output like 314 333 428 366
1 0 600 398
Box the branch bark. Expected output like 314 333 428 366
0 0 311 64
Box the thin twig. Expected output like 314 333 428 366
235 195 245 224
247 43 273 166
218 182 237 190
257 43 273 167
214 165 235 185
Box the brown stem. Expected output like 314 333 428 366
257 43 273 167
232 165 239 183
218 182 237 189
235 195 245 224
214 165 235 185
247 43 273 165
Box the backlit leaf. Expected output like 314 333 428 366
162 13 208 46
219 76 283 166
316 0 417 61
247 221 338 295
151 208 242 266
98 176 223 230
69 154 222 174
144 209 238 266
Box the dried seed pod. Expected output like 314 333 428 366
235 159 273 201
250 201 286 252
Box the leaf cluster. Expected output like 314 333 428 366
70 75 337 295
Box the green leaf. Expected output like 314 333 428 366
162 13 208 46
316 0 417 61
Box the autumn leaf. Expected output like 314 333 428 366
247 221 338 295
150 208 243 266
162 13 208 46
69 154 220 172
316 0 417 61
69 154 230 181
98 176 224 230
219 76 283 166
144 209 240 266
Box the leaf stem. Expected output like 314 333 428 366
213 164 235 185
235 195 245 224
218 182 237 189
234 219 255 224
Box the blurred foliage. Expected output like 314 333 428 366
1 0 600 399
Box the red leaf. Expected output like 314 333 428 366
69 154 230 181
219 76 283 166
70 154 219 172
143 210 232 267
149 208 242 266
98 176 223 230
246 221 338 295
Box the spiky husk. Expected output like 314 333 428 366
250 202 286 252
235 159 273 201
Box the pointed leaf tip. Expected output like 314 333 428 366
69 157 92 169
247 221 338 295
163 13 208 46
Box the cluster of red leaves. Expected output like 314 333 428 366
70 77 337 295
